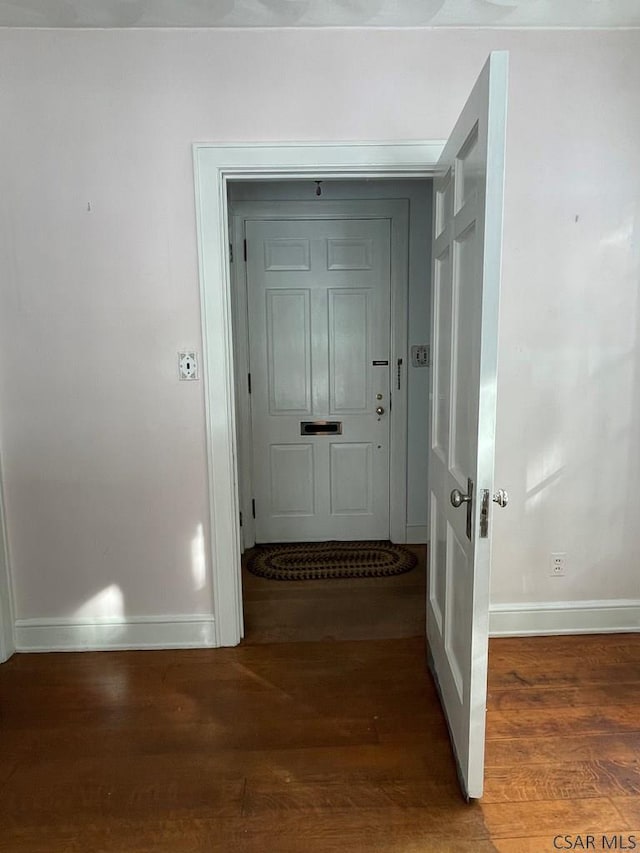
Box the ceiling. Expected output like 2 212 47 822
0 0 639 29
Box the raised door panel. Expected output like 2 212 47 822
266 289 312 414
327 238 373 270
432 246 452 464
328 288 370 415
435 169 453 239
428 492 446 635
269 444 315 516
329 443 373 516
454 123 481 212
450 220 481 486
264 238 311 271
444 523 471 703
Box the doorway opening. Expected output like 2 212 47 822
192 140 444 649
227 178 433 643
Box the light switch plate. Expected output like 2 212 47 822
411 345 430 367
178 351 198 380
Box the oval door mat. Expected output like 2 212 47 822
246 541 417 581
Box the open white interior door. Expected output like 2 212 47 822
427 51 508 800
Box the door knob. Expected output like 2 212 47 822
450 488 472 508
492 489 509 508
375 406 385 416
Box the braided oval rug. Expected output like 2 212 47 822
246 540 417 581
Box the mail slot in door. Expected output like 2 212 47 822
300 421 343 436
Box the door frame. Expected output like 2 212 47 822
193 142 444 647
230 199 410 551
0 454 15 663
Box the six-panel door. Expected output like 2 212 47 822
427 51 508 799
246 218 392 542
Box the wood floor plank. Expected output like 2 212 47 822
489 634 640 660
483 759 640 802
1 711 379 748
0 756 246 827
231 806 493 843
488 660 640 691
481 797 628 838
610 796 640 826
485 732 640 767
242 772 465 816
0 816 499 853
486 705 640 739
488 682 640 711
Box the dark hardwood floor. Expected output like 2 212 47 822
485 633 640 852
0 557 639 851
242 544 427 644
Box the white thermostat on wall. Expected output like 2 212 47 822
178 351 198 381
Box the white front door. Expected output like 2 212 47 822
427 51 509 799
246 217 392 543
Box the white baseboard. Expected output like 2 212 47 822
490 599 640 637
405 524 428 545
15 614 217 652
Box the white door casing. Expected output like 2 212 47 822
0 453 15 663
246 217 392 542
193 135 508 654
427 52 508 799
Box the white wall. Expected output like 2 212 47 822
0 28 638 639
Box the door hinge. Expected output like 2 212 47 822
243 239 248 262
426 344 431 367
239 511 243 528
229 242 233 263
252 499 256 519
247 373 252 394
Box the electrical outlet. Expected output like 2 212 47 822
550 552 567 577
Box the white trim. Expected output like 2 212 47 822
193 141 444 646
229 198 410 548
230 210 256 552
405 524 428 544
489 600 640 637
2 26 640 33
0 452 15 663
14 615 217 652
